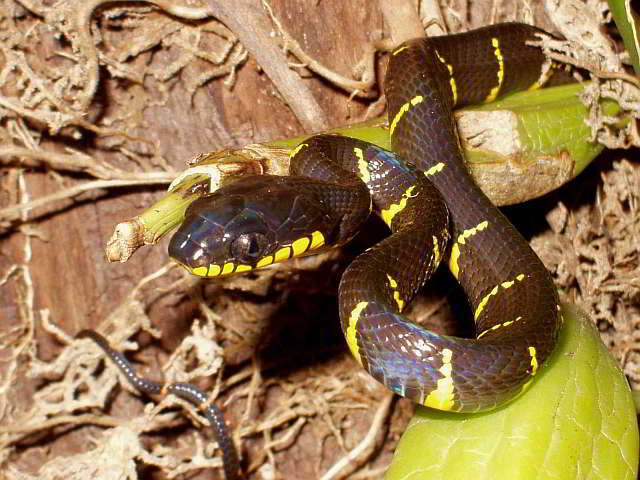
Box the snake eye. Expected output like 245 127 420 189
231 233 269 263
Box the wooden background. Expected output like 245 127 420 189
1 1 638 479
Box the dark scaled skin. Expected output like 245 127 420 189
373 22 561 409
81 23 564 479
169 23 562 414
169 154 374 273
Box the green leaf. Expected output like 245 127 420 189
385 302 639 480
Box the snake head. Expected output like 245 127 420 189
169 175 336 277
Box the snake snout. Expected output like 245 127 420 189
168 224 219 270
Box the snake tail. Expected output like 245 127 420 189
77 330 241 480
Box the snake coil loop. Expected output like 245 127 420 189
87 23 565 480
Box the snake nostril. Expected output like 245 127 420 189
167 230 187 259
168 231 210 268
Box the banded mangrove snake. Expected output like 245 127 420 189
80 23 565 479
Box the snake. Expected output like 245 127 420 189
83 23 565 479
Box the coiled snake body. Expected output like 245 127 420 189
85 23 564 479
172 22 562 412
